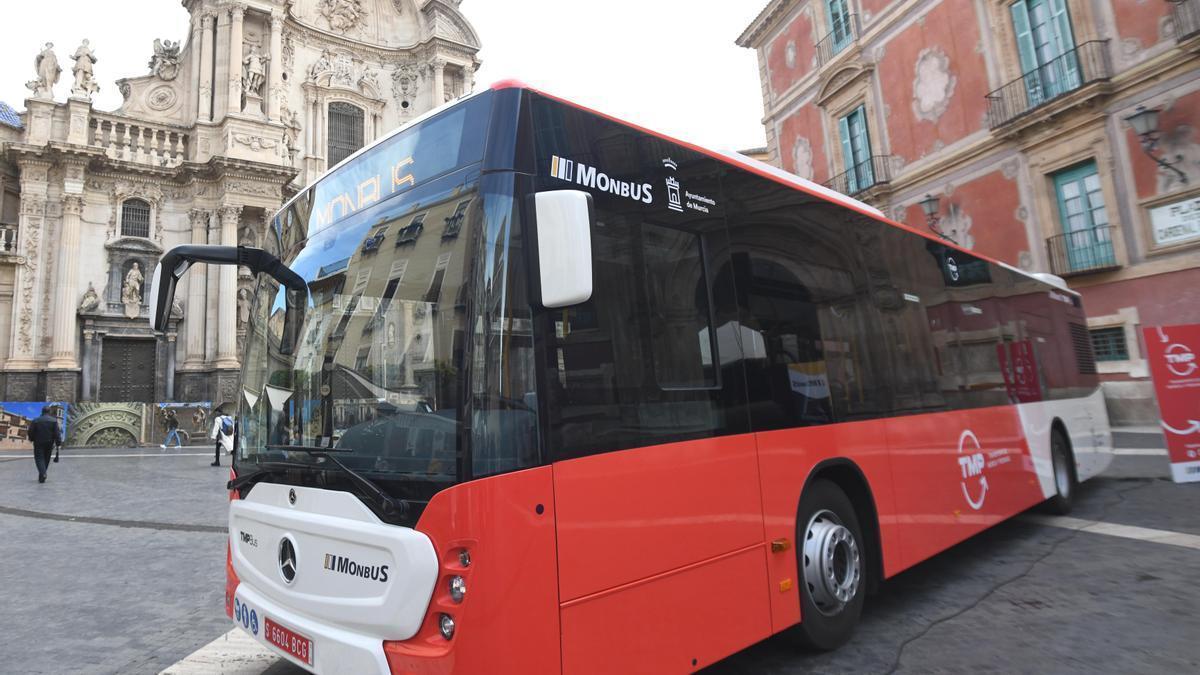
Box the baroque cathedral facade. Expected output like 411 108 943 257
0 0 481 406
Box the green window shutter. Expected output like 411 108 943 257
838 115 856 192
1047 0 1080 88
850 106 874 186
827 0 852 53
1010 1 1043 104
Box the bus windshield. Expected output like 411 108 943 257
235 94 541 518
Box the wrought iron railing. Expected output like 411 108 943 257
985 40 1111 129
0 223 16 253
1046 225 1120 276
824 155 893 197
1174 0 1200 41
816 13 861 68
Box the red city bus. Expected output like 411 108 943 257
151 81 1112 674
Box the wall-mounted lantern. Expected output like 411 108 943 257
1125 105 1188 184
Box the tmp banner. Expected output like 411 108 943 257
1143 324 1200 484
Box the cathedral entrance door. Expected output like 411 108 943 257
99 338 156 402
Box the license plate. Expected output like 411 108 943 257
264 616 314 666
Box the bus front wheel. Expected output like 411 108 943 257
790 479 866 651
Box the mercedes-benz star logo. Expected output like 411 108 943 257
278 537 297 585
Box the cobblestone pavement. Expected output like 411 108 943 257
3 435 1198 675
0 447 232 675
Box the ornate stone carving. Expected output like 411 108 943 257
149 39 182 81
392 62 421 108
79 282 100 313
70 40 100 99
147 85 178 111
912 47 956 124
121 262 144 319
27 43 61 99
318 0 368 34
232 134 279 152
791 137 814 180
62 194 84 216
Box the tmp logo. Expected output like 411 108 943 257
1165 342 1197 377
957 429 988 511
549 155 654 205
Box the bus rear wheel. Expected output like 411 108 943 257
1043 429 1076 515
790 479 866 651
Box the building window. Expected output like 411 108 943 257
328 102 365 167
443 200 471 239
837 105 874 193
120 198 152 238
1052 161 1115 272
1011 0 1079 103
1090 327 1129 362
395 213 425 246
424 253 452 305
827 0 854 54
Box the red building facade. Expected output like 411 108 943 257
739 0 1200 423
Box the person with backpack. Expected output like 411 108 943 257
210 410 235 467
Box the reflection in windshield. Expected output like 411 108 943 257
236 169 540 512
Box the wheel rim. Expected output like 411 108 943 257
1053 441 1071 498
802 509 861 616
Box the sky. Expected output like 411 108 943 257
0 1 767 152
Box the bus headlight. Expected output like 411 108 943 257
449 575 466 603
439 613 456 640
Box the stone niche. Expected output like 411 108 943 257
104 237 162 314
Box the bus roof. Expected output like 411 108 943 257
492 79 1077 296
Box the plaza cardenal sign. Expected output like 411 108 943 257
1149 196 1200 247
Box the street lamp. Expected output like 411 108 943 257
1125 105 1188 184
919 193 953 241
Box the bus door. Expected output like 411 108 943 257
537 152 769 671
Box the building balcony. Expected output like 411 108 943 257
815 14 861 69
1046 226 1121 277
1175 0 1200 42
823 155 893 199
0 223 17 254
985 40 1112 130
89 113 190 168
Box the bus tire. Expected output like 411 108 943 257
789 479 866 651
1043 428 1076 515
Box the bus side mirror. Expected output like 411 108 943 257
534 190 594 308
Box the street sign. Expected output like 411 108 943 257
1143 324 1200 483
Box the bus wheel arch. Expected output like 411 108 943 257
788 460 881 651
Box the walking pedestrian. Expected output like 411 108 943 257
161 409 183 449
27 405 62 484
210 410 235 467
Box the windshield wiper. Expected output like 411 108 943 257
266 444 354 454
298 448 410 520
226 461 314 492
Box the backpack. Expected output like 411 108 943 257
220 416 234 436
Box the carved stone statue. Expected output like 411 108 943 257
171 297 184 319
242 44 269 96
78 283 100 313
309 49 334 83
26 43 61 99
149 38 181 81
237 288 251 329
318 0 367 33
71 40 99 99
281 105 302 164
122 262 143 319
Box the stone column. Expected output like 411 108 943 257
268 12 284 122
431 58 446 107
166 332 177 400
184 209 209 368
215 205 241 368
48 194 85 369
228 4 246 117
81 327 95 400
197 12 215 122
213 8 231 120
